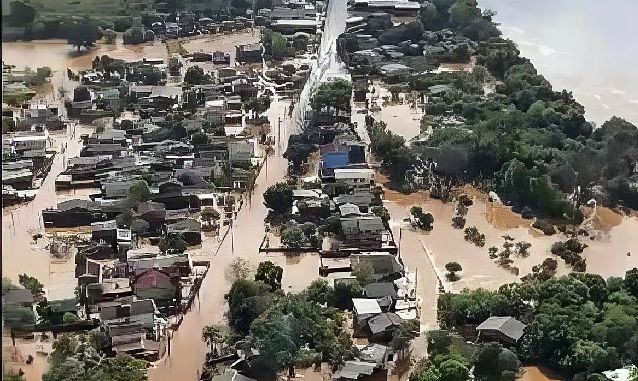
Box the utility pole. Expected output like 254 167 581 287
398 227 402 260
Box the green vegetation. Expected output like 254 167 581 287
43 332 147 381
184 66 213 85
263 182 294 214
358 0 638 218
158 233 188 253
225 278 354 378
310 79 353 116
435 269 638 379
444 262 462 281
254 261 283 291
18 273 44 301
410 206 435 230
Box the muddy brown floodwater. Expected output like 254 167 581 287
382 180 638 291
147 99 328 381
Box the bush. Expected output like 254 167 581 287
123 27 146 45
113 18 133 32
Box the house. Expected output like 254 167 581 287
126 252 192 276
228 140 254 164
3 288 35 307
10 133 48 153
166 218 202 245
364 282 397 300
92 220 118 246
334 168 374 189
332 361 376 381
351 253 403 280
104 321 161 360
334 190 374 210
353 298 381 334
211 370 257 381
366 312 403 342
476 316 526 344
132 268 178 306
341 216 385 248
99 299 158 329
236 43 262 64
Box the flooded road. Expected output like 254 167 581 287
2 124 92 301
478 0 638 125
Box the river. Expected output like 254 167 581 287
478 0 638 126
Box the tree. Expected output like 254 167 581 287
352 261 374 285
115 209 134 227
3 305 36 328
184 66 210 85
567 340 620 375
303 279 334 306
18 274 44 300
3 277 17 294
191 132 209 148
200 208 220 227
445 262 462 281
390 319 420 351
62 312 79 324
67 23 98 51
271 32 288 60
625 268 638 298
310 79 353 115
331 281 363 310
473 343 520 381
225 258 252 281
226 279 275 335
438 359 470 381
411 206 434 230
158 233 188 253
419 1 439 28
123 27 146 45
128 181 150 203
281 225 306 249
372 206 391 223
9 1 36 27
202 325 225 357
263 182 294 214
254 261 283 291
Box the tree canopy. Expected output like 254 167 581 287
263 182 294 214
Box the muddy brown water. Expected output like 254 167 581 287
382 182 638 291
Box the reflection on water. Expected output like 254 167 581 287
478 0 638 125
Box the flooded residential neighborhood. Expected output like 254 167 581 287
3 1 638 381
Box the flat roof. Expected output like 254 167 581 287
352 298 381 315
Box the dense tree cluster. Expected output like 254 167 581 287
436 269 638 379
408 34 638 216
42 332 147 381
224 278 355 378
310 79 353 116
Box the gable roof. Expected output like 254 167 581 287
3 288 35 305
367 312 402 334
364 282 397 299
476 316 527 342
